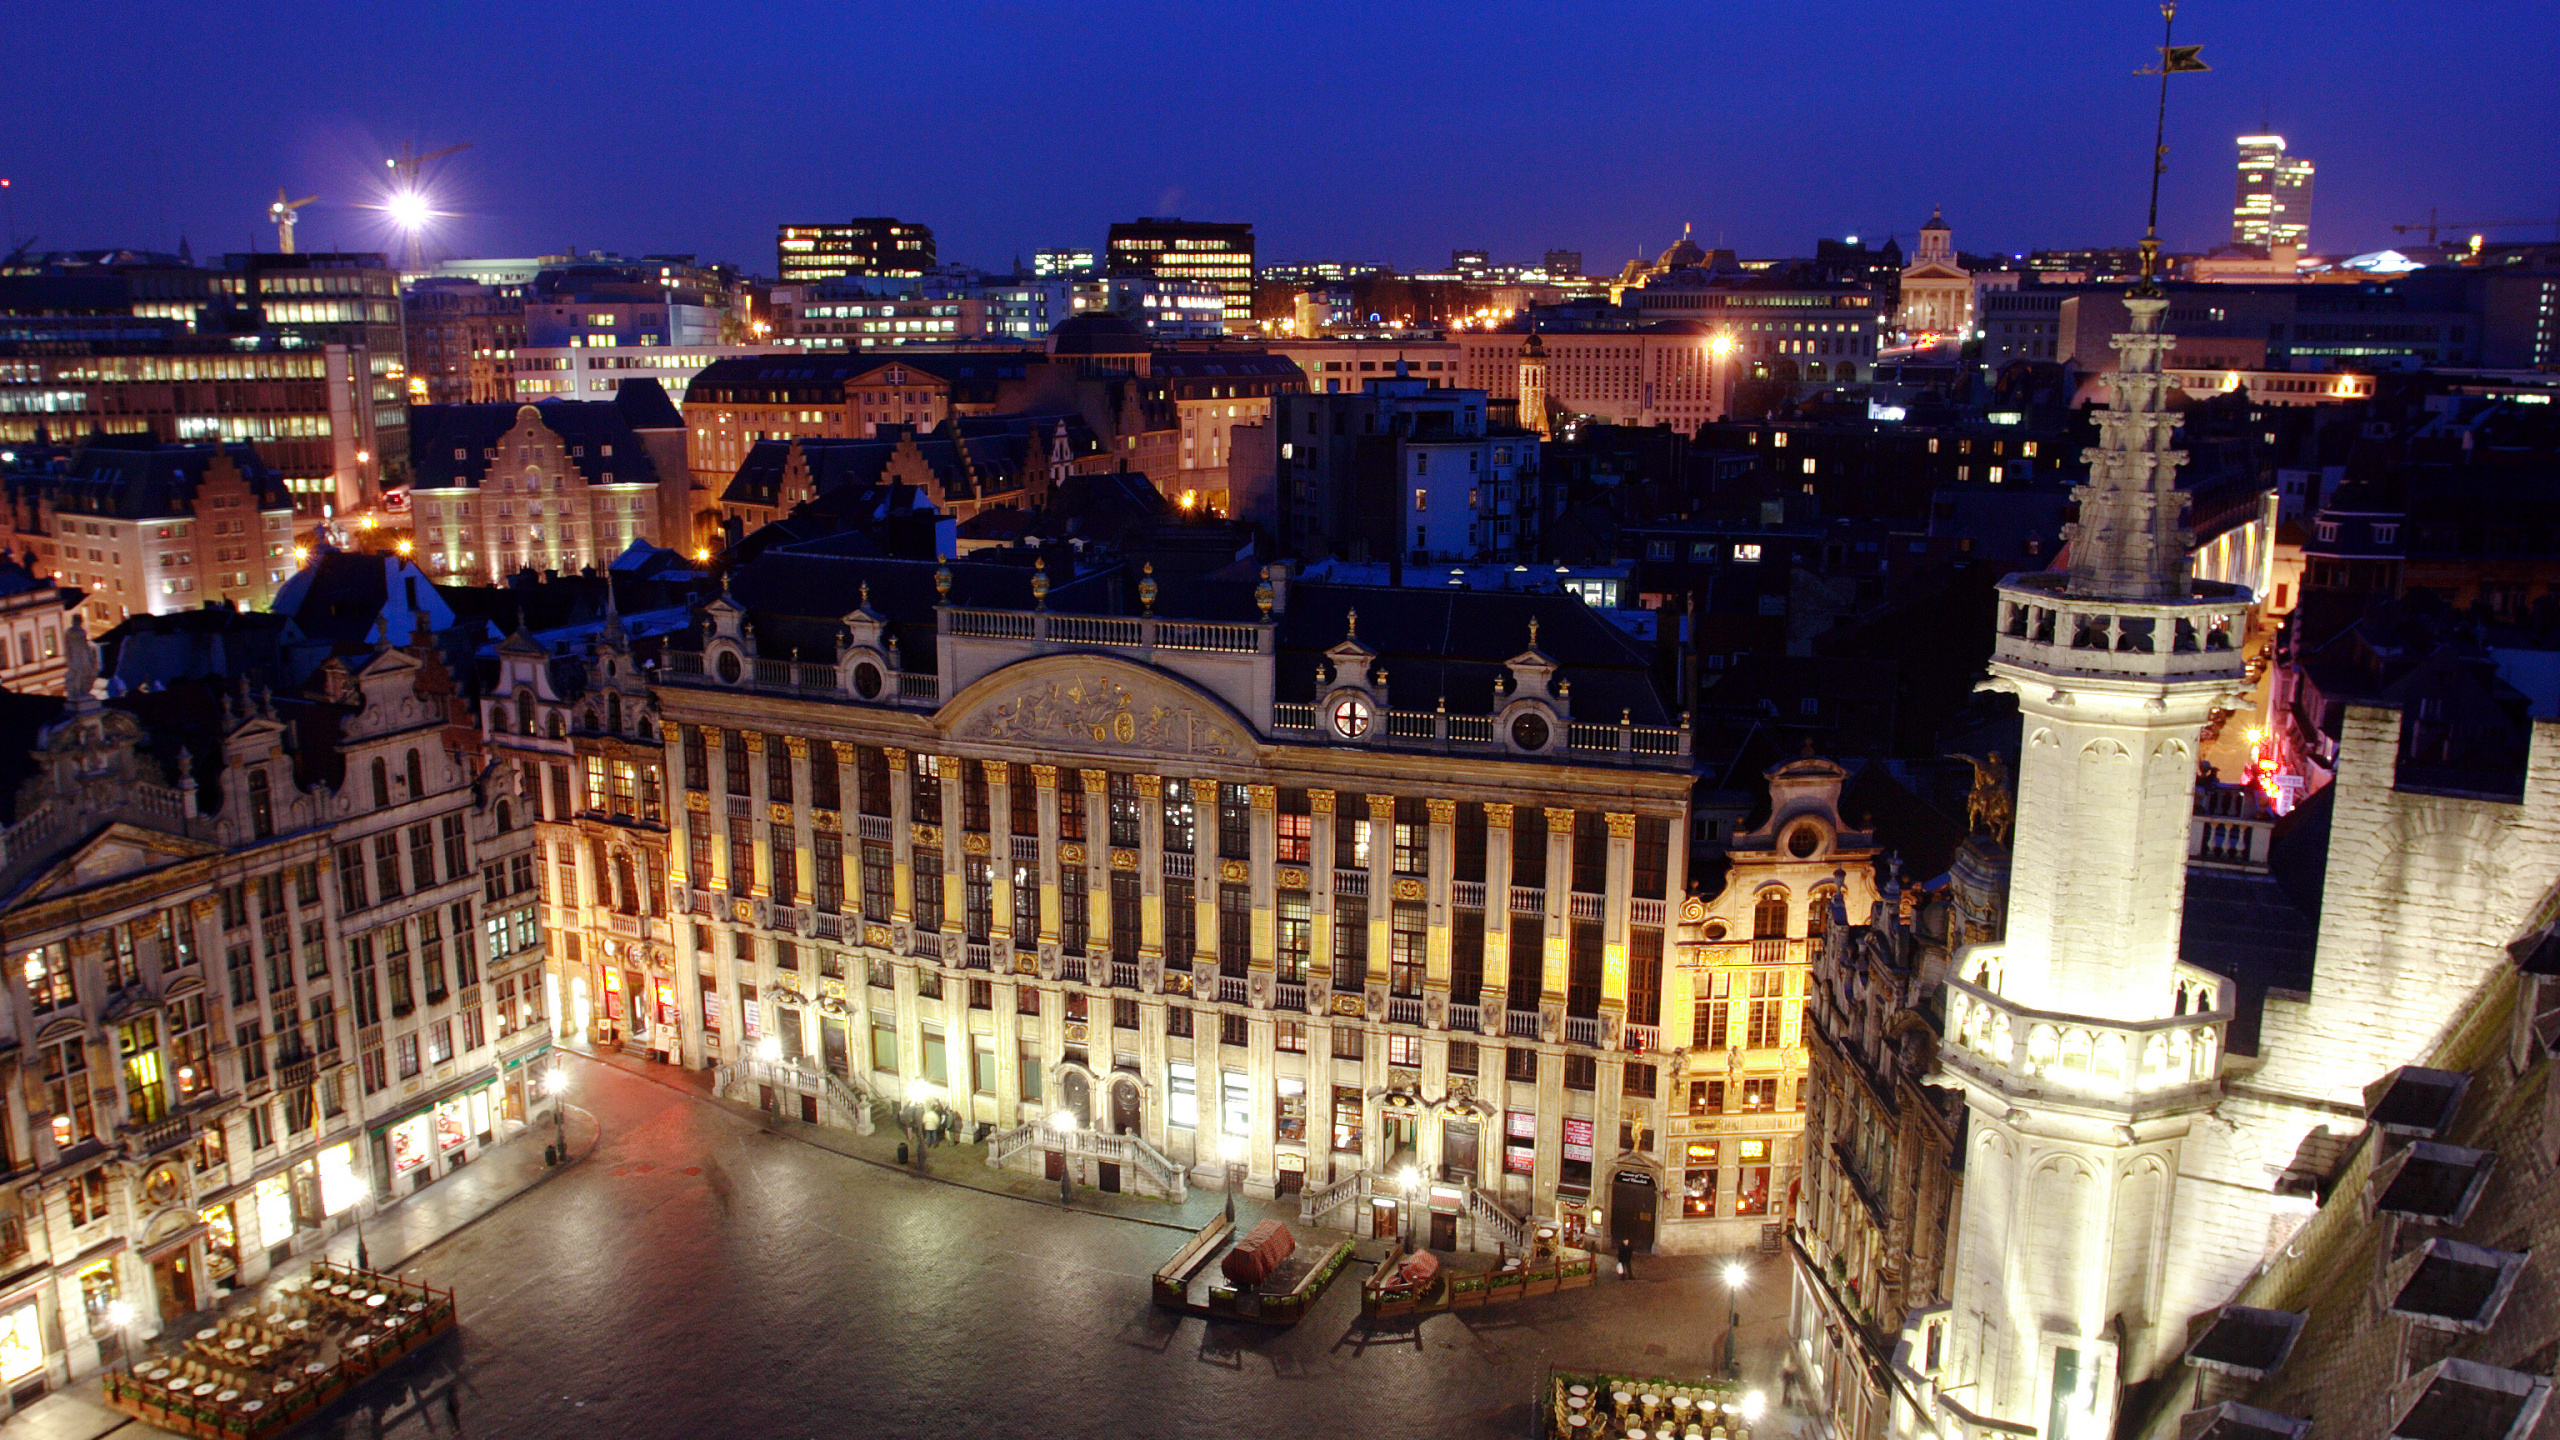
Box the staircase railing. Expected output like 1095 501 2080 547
986 1122 1040 1168
1470 1183 1530 1253
1299 1167 1366 1227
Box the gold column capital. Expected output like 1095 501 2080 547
1606 812 1637 840
1308 788 1335 818
1133 773 1163 799
1080 768 1109 794
1543 806 1577 832
1367 794 1396 822
1484 802 1513 829
1248 784 1275 812
1427 798 1456 826
1029 763 1058 790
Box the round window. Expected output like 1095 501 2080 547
1703 919 1729 942
852 661 882 699
1786 823 1823 858
714 651 742 685
1331 696 1372 739
1511 712 1550 751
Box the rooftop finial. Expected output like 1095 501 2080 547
860 581 871 611
1139 561 1156 616
2132 3 2211 298
1527 616 1539 649
933 561 951 601
1345 607 1358 640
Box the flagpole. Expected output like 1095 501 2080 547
2137 2 2178 295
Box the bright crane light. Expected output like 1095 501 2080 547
385 189 433 232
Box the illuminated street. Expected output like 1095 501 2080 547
342 1055 1783 1440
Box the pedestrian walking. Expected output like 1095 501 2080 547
1616 1234 1634 1280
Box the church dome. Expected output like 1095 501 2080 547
1655 236 1707 270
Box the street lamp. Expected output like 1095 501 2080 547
1742 1390 1766 1423
1049 1108 1078 1203
104 1300 134 1367
1723 1259 1748 1378
544 1066 569 1159
756 1035 781 1066
1398 1166 1424 1252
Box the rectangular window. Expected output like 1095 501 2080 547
1623 1062 1657 1098
1336 806 1370 869
1454 802 1486 881
728 818 756 895
1276 789 1311 863
683 725 708 790
857 746 890 816
913 848 945 933
1335 895 1370 987
861 841 893 920
911 753 943 819
1019 1043 1042 1103
1275 1019 1306 1053
1159 778 1196 853
396 1031 420 1079
723 729 750 794
1564 1052 1596 1091
810 746 840 811
766 736 794 804
1216 883 1251 974
1571 811 1606 895
426 1019 454 1066
1734 1138 1771 1215
1747 970 1783 1049
1447 1040 1478 1075
1389 903 1425 997
1629 928 1663 1028
1331 1086 1364 1152
1106 772 1140 848
1057 778 1086 842
1387 1033 1421 1068
1217 783 1251 861
1633 816 1670 898
1695 972 1731 1050
1393 797 1427 875
1332 1026 1364 1061
1219 1012 1248 1047
1690 1079 1726 1115
1683 1141 1718 1216
814 834 844 912
769 823 799 905
1220 1070 1252 1140
1109 872 1140 962
336 842 369 911
1168 1061 1198 1129
962 762 990 833
1276 890 1311 981
965 858 995 942
1567 920 1603 1017
1058 878 1087 956
1164 878 1195 961
1511 807 1546 889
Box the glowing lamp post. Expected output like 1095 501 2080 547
544 1065 569 1159
1049 1108 1078 1203
1723 1259 1748 1378
104 1299 134 1367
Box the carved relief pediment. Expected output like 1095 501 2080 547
942 658 1250 760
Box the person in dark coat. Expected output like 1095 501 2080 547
1616 1234 1634 1279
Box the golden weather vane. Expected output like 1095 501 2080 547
2131 2 2211 296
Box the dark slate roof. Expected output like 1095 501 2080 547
682 350 1035 405
407 382 677 491
1271 583 1671 725
717 551 1110 669
22 438 291 520
1150 352 1307 384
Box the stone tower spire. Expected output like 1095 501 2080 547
2063 297 2191 601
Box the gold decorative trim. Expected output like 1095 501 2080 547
702 729 724 749
783 736 809 759
1189 777 1218 805
741 730 765 752
1133 774 1163 799
1275 866 1309 891
1014 953 1039 976
1080 768 1109 794
685 791 710 812
811 809 841 833
1308 789 1335 818
1059 841 1087 867
1110 848 1139 871
1367 794 1396 820
732 900 752 922
1427 798 1456 826
1606 812 1637 840
1544 806 1577 831
820 977 849 1001
768 803 794 824
1248 783 1275 812
865 924 893 949
912 823 944 849
1218 859 1251 884
1029 764 1058 789
884 747 908 770
1484 802 1513 829
1165 971 1193 995
1329 994 1364 1017
963 832 992 856
830 741 856 763
1393 877 1425 902
1064 1022 1089 1044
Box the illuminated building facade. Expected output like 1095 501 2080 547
1269 375 1538 562
1895 210 1973 340
2232 135 2314 253
639 553 1694 1255
0 440 297 623
0 627 549 1411
679 351 1033 489
1106 218 1256 333
406 382 696 580
1663 755 1879 1254
776 219 936 286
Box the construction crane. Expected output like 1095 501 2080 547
2391 209 2560 247
268 189 317 254
383 140 471 269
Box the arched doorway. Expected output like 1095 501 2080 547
1059 1069 1091 1130
1109 1076 1141 1136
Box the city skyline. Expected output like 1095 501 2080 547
6 1 2556 274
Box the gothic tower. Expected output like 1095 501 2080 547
1518 330 1550 440
1926 294 2253 1438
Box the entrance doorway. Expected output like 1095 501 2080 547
1109 1078 1141 1135
1429 1211 1458 1251
1384 1113 1418 1169
624 970 648 1042
1611 1169 1659 1253
569 976 591 1039
1098 1162 1121 1194
1060 1070 1091 1129
1371 1199 1399 1241
1044 1150 1064 1182
151 1252 194 1322
820 1017 850 1079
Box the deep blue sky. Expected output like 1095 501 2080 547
9 1 2557 274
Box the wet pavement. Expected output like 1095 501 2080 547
17 1054 1794 1439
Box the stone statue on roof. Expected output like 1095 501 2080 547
1949 750 2013 844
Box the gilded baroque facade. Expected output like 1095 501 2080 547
0 629 550 1413
638 556 1697 1251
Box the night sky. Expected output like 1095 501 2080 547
9 1 2556 274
